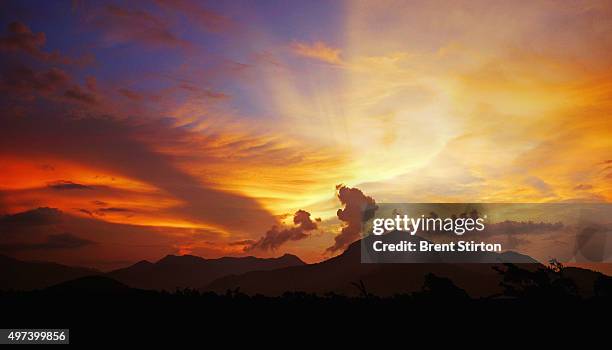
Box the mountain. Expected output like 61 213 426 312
0 254 100 291
107 253 305 290
45 275 133 294
3 234 607 298
205 233 610 297
205 242 503 297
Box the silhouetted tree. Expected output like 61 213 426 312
351 280 374 298
493 262 578 299
413 273 470 301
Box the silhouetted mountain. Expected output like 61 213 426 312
107 253 305 290
0 254 100 291
45 275 132 294
206 240 503 296
2 235 608 300
205 234 605 297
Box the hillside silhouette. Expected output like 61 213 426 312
1 231 610 299
204 236 540 297
204 231 609 297
45 275 133 294
0 254 100 291
107 253 305 290
0 253 305 291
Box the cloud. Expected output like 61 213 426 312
177 84 228 99
228 239 256 247
1 64 98 105
291 41 342 64
93 5 189 48
524 176 555 197
246 209 319 251
47 180 94 190
0 207 63 228
0 113 278 235
1 65 70 93
94 207 134 217
0 233 95 252
0 21 45 54
64 85 98 104
326 185 377 253
118 88 143 101
154 0 233 33
0 207 211 270
78 209 94 217
0 21 80 64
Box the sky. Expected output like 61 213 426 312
0 0 611 270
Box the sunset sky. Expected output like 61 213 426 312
1 0 611 270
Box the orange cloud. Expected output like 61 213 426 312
291 41 342 64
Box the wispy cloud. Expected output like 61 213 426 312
291 41 343 64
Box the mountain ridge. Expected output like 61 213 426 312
0 254 101 291
204 236 604 297
1 239 609 298
106 252 306 290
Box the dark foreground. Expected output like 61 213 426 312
1 289 610 344
1 263 611 345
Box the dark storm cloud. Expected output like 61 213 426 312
247 210 319 251
0 233 95 252
326 185 378 253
